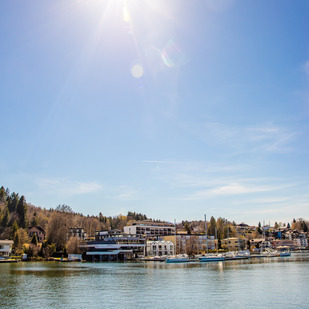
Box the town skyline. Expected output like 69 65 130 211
1 1 309 226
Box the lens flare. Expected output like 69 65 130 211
161 40 188 68
131 64 144 78
123 6 130 23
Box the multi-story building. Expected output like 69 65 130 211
146 240 174 256
82 230 146 262
285 231 308 248
271 239 295 249
0 240 13 257
68 227 87 240
164 234 215 255
294 237 308 248
124 221 175 237
249 238 271 252
221 237 247 251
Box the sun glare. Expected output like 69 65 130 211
75 0 186 81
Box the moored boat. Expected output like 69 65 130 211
198 254 225 262
278 247 291 257
166 254 190 263
224 250 251 260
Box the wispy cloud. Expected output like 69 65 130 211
183 121 296 155
36 177 103 196
178 181 284 201
106 186 141 201
210 183 273 195
247 125 296 153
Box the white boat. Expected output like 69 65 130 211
166 254 190 263
259 249 278 257
225 250 251 260
198 254 225 262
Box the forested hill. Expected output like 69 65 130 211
1 185 307 247
0 186 154 243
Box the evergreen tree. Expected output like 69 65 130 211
0 186 6 203
208 216 216 236
16 195 27 228
31 212 39 227
13 232 19 254
31 233 38 246
11 221 19 239
184 221 191 235
7 192 19 213
1 208 9 227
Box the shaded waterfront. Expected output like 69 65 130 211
1 252 308 309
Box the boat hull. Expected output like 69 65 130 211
166 258 190 263
199 257 225 262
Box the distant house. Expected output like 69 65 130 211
28 226 45 243
68 227 86 240
0 240 13 257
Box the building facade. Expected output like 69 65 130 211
0 240 13 257
146 240 174 256
68 227 87 240
124 221 175 237
221 237 247 251
28 226 45 243
82 230 146 262
164 234 215 255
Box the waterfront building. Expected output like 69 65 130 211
146 240 174 256
27 226 45 243
285 231 308 248
68 227 87 240
124 221 175 237
249 239 271 252
0 240 13 257
82 230 146 262
221 237 247 251
271 239 295 249
294 237 308 249
164 234 215 255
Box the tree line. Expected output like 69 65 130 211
0 186 154 257
1 185 308 258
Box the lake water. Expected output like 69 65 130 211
1 252 308 309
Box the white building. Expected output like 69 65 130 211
124 221 175 237
286 231 308 248
294 236 308 248
146 240 174 256
0 240 13 257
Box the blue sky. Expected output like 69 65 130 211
1 0 309 225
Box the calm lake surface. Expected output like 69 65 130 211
1 252 308 309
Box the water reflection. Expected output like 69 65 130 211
0 253 308 309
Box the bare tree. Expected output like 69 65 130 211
46 212 70 251
67 237 81 254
